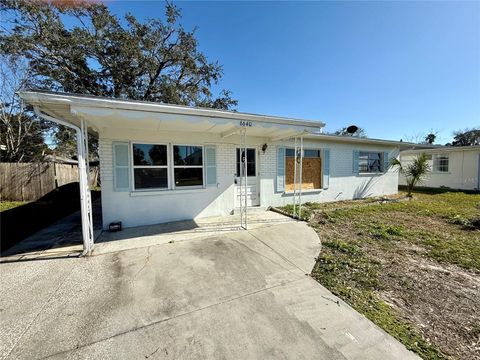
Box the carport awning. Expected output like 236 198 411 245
19 91 325 141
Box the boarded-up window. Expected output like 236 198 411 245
285 149 322 192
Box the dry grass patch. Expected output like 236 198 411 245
282 189 480 360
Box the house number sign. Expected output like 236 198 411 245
239 120 254 127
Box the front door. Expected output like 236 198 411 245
235 147 260 207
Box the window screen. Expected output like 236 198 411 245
359 152 382 173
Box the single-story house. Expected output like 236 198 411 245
19 91 413 254
399 146 480 191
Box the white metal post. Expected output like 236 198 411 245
239 127 248 229
239 131 242 228
34 107 93 255
82 120 94 250
244 131 248 229
293 137 298 217
77 121 93 254
298 136 304 219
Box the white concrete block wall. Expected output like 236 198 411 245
98 127 400 229
98 129 249 229
399 149 480 190
262 141 400 207
99 137 113 183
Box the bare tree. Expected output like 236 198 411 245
402 129 441 145
0 55 47 162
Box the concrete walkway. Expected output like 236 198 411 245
0 214 419 360
1 200 103 262
94 210 295 255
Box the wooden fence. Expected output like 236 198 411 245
0 162 99 201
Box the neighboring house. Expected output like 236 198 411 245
19 91 413 253
399 146 480 191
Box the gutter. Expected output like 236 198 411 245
303 133 416 147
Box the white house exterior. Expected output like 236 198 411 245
19 91 408 252
99 131 400 228
399 146 480 191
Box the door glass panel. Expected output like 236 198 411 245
236 148 256 177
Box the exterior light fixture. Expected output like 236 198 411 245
262 144 268 153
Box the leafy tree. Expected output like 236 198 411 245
391 153 431 198
333 126 367 138
0 0 237 109
45 125 98 160
0 56 48 162
424 133 436 144
450 128 480 146
1 0 237 159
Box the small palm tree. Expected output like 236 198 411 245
391 153 431 197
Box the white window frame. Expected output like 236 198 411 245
171 144 205 189
131 142 170 191
433 154 449 173
358 151 383 174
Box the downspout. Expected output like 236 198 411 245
82 120 94 250
33 106 93 255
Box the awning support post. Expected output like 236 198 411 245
292 136 304 219
80 119 94 253
293 137 298 217
33 107 94 255
299 136 304 219
239 127 248 229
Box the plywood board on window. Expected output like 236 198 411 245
285 157 322 192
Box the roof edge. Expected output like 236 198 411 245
303 133 424 148
18 90 326 129
401 145 480 153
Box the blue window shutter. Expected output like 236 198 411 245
323 149 330 189
276 147 286 192
205 146 217 187
353 150 360 174
113 142 130 191
383 151 389 172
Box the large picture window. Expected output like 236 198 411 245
433 155 449 173
173 145 204 187
132 144 168 189
359 152 382 173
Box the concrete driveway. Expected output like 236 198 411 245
0 218 418 360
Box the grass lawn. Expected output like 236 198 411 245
0 201 27 212
282 189 480 360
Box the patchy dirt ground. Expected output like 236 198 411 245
284 190 480 360
378 253 479 360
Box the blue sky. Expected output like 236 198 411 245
109 1 478 143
